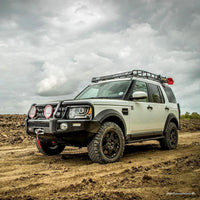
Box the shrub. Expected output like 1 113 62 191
181 112 200 119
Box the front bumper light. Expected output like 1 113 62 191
60 123 68 130
68 106 92 119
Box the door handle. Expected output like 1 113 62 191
147 105 153 110
165 107 169 111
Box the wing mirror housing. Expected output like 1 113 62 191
130 91 148 100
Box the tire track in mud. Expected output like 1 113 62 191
56 153 200 199
0 132 200 200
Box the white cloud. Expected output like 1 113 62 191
0 0 200 114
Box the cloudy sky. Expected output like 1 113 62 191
0 0 200 114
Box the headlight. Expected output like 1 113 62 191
68 106 92 119
29 106 37 118
44 105 53 118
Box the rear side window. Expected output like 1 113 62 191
148 83 164 103
163 86 176 103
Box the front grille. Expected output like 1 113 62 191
60 106 68 119
53 106 62 118
36 106 45 119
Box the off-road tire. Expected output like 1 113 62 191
35 138 65 155
88 122 125 164
160 122 178 150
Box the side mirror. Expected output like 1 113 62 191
131 91 148 100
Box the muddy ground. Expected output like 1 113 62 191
0 115 200 199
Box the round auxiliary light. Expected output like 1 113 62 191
29 106 37 119
44 105 53 119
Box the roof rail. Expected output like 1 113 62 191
91 70 167 84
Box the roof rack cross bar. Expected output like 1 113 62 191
91 70 167 84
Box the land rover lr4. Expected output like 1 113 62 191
26 70 180 163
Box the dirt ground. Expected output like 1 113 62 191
0 115 200 199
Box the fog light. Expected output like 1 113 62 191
60 123 68 130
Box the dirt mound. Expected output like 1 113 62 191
0 115 200 145
180 119 200 132
0 115 33 145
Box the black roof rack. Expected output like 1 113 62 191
91 70 167 84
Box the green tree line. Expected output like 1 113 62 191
181 112 200 119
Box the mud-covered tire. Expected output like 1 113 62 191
35 138 65 155
160 122 178 150
87 122 125 164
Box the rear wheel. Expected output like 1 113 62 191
160 122 178 150
35 138 65 155
88 122 125 164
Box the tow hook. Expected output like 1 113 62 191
35 128 44 135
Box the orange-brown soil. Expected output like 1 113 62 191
0 115 199 199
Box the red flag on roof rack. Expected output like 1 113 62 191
167 78 174 85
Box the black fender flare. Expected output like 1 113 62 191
94 109 127 136
164 113 179 133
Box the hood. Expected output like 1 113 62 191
62 98 130 106
36 98 130 107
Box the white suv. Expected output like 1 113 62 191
26 70 180 163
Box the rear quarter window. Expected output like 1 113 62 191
163 86 176 103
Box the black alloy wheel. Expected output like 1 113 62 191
102 131 120 159
160 122 178 150
169 128 178 148
88 122 125 164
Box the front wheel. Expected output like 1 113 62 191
160 122 178 150
88 122 125 164
35 138 65 155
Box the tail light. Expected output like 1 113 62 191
177 103 181 120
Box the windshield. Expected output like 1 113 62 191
76 80 131 100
